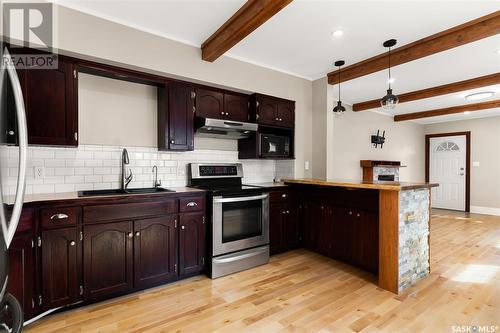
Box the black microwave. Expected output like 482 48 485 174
259 134 290 158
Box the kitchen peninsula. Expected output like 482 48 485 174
282 178 438 294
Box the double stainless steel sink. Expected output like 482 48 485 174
77 187 174 197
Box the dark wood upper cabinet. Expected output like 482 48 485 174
179 212 205 277
41 227 79 310
195 88 223 119
255 95 278 126
277 100 295 128
195 88 249 122
223 93 249 122
252 94 295 128
134 216 177 289
8 233 37 318
83 221 134 300
158 82 194 151
20 59 78 146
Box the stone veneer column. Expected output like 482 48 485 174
398 188 430 291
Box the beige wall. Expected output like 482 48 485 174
312 79 425 182
49 5 312 178
425 116 500 211
329 106 425 182
79 74 158 147
311 77 328 178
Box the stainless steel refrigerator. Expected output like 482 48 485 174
0 45 28 333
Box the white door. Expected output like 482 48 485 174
429 135 466 211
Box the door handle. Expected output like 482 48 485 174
51 213 69 220
0 47 28 248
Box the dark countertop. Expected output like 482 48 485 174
6 187 205 205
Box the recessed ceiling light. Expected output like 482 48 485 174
331 30 344 37
464 91 495 101
464 111 471 115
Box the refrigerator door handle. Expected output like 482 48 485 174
0 47 28 248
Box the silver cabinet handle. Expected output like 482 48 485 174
186 202 198 207
128 232 133 238
7 130 14 136
214 194 268 203
51 213 69 220
281 194 287 198
356 213 361 217
1 47 28 248
181 225 185 230
135 231 140 237
220 111 225 115
225 112 229 116
286 211 290 214
170 139 175 144
349 211 353 215
70 241 76 246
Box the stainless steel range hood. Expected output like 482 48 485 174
194 117 257 139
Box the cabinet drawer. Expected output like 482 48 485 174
269 190 293 203
83 200 177 223
179 196 205 212
40 206 80 228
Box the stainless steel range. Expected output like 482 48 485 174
189 163 269 278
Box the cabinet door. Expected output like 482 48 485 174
277 101 295 128
283 205 300 250
195 88 223 119
256 96 278 126
269 204 284 254
356 210 379 273
8 234 36 318
179 212 205 276
302 201 323 251
41 227 79 310
21 60 78 146
332 207 352 262
134 216 177 289
83 221 133 300
168 83 194 151
224 94 249 122
318 206 334 256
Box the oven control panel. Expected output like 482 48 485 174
199 165 238 177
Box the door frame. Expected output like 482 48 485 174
425 131 471 212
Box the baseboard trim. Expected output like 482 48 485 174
470 206 500 216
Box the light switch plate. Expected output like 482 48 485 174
472 161 480 167
304 161 310 170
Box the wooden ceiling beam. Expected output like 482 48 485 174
393 100 500 122
353 72 500 111
327 11 500 85
201 0 293 62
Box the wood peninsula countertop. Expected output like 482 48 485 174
282 178 438 191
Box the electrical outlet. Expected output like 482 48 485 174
304 161 310 170
34 167 45 179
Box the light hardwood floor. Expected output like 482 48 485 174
25 210 500 333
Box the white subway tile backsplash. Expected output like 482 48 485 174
4 144 286 194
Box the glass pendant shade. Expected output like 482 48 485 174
333 100 346 113
380 88 399 109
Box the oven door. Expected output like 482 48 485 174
212 193 269 256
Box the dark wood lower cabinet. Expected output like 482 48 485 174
83 221 134 300
8 234 37 318
134 216 177 289
179 212 205 276
270 203 300 255
41 227 80 310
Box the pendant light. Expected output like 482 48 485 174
380 39 399 109
333 60 346 113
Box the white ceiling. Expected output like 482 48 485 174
57 0 500 124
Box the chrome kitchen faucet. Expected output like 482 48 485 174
121 148 133 189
